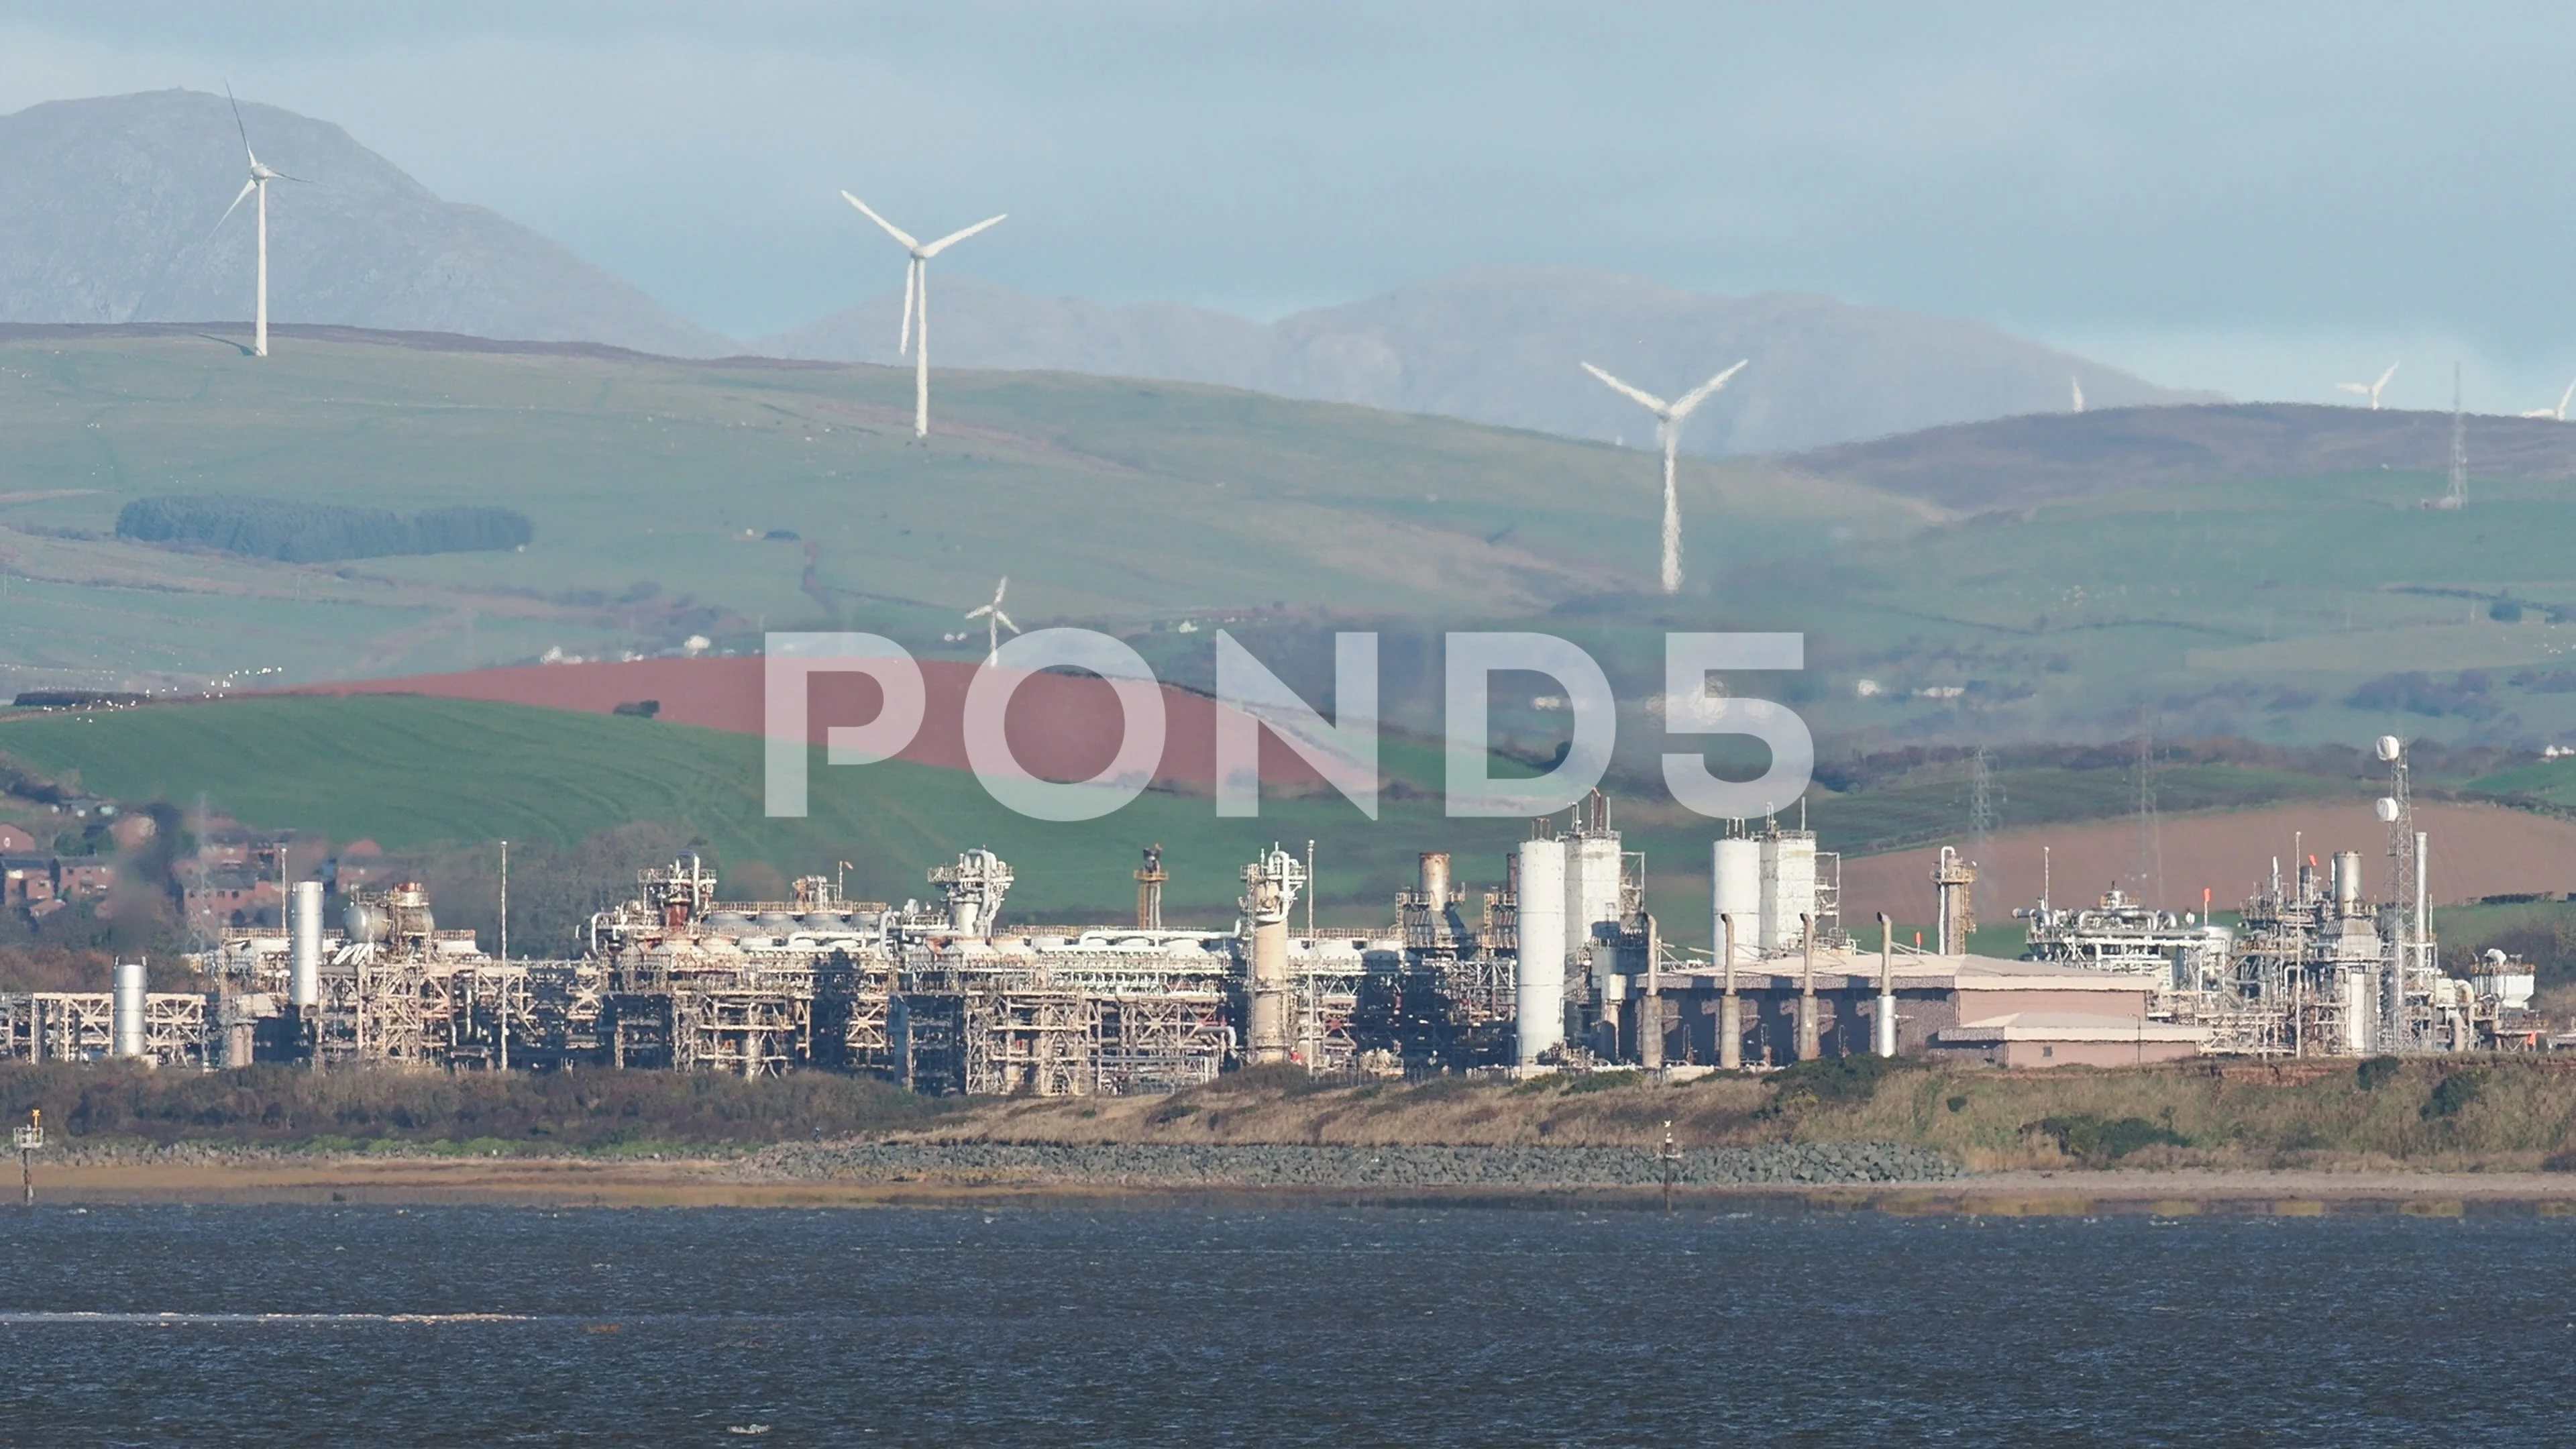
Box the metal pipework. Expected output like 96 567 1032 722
1875 911 1898 1058
1795 912 1821 1062
1718 912 1741 1070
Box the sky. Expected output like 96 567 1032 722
5 1 2575 409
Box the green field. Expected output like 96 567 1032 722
0 691 2413 960
11 330 2576 750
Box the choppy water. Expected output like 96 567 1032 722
0 1203 2567 1445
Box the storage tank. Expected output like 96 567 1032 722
1759 833 1817 953
1712 839 1761 964
111 960 146 1059
1565 835 1623 977
343 900 388 944
1515 839 1568 1066
290 880 323 1010
2332 851 2365 918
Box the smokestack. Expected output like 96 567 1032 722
1874 912 1898 1057
1719 912 1741 1070
2332 851 2363 918
1796 912 1820 1062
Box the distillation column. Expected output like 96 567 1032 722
1240 845 1305 1065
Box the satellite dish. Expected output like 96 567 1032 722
2375 735 2404 762
2376 797 2402 823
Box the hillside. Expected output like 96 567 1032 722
0 326 1918 699
758 267 2209 455
1784 402 2576 513
0 91 731 356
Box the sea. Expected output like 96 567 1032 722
0 1202 2567 1445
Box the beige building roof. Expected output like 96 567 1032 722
1668 949 2154 994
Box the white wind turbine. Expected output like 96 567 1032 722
2071 374 2086 413
212 87 303 358
1580 358 1749 594
965 576 1018 663
2520 378 2576 421
2337 362 2400 409
840 191 1006 439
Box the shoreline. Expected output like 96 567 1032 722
18 1152 2576 1213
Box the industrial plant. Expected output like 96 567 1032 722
0 736 2564 1084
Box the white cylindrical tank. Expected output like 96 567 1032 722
1566 835 1623 973
2331 851 2364 918
290 879 324 1010
1515 839 1568 1067
112 960 146 1059
1759 834 1817 953
1712 839 1761 965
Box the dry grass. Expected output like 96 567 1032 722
916 1059 2576 1172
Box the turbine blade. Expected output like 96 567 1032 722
992 577 1008 604
918 213 1006 258
965 604 993 619
1668 359 1750 419
212 178 258 234
839 191 919 250
1580 362 1669 415
225 83 254 164
2335 383 2370 396
2377 362 2400 390
994 612 1018 634
2559 378 2575 413
898 260 916 356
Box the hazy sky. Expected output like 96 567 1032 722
5 2 2575 407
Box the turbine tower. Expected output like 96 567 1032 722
2520 378 2576 421
2336 362 2399 410
840 192 1005 439
1579 358 1748 594
213 88 302 358
965 576 1018 663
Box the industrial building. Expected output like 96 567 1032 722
1 741 2565 1083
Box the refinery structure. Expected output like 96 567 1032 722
1 742 2565 1083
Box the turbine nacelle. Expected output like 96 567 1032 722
2337 362 2400 409
839 191 1006 437
1577 358 1750 595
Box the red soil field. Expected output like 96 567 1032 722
286 656 1336 791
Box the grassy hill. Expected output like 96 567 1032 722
9 329 2576 754
0 325 1915 697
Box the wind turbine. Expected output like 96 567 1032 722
965 576 1018 663
839 191 1005 439
2521 378 2576 421
2071 374 2086 413
2337 362 2400 410
212 87 303 358
1580 358 1748 594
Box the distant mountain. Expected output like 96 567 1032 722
757 267 2212 454
1784 402 2576 513
0 91 733 357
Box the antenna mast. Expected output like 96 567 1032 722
1968 747 1995 913
2132 721 2163 906
2448 362 2467 509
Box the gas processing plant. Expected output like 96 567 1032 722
1 741 2565 1084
